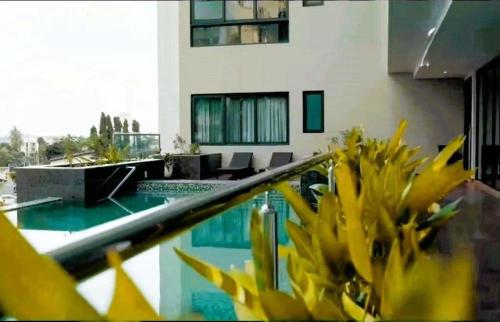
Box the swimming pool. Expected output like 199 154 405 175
3 183 297 320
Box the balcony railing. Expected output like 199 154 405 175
47 152 331 281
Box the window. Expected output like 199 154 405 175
192 93 288 145
225 0 254 20
303 0 324 6
192 96 224 144
191 0 289 47
303 91 324 133
193 0 223 21
257 0 288 19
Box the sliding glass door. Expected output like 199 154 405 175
475 56 500 188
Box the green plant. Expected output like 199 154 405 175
102 144 129 164
163 153 175 168
173 134 188 154
173 134 201 155
189 143 200 155
175 120 476 321
6 171 15 182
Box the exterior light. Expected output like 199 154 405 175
427 27 436 37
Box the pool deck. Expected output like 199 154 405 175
137 179 301 193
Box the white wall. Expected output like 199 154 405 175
158 1 180 153
159 1 464 169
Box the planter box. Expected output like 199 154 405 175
171 153 221 180
16 159 164 206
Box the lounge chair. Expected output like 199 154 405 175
259 152 293 172
216 152 254 180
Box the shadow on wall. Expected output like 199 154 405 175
388 74 464 157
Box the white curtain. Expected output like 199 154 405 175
242 98 255 142
257 96 287 143
194 98 223 143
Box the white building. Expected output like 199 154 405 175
158 0 500 173
23 138 38 166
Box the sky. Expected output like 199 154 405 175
0 1 158 138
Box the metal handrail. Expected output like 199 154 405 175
47 153 331 281
108 166 136 199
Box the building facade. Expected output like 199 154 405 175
158 1 465 169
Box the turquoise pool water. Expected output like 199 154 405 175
4 186 296 320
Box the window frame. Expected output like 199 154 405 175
191 92 290 145
303 91 325 133
302 0 324 7
190 0 289 47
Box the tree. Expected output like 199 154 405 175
90 125 98 138
105 115 113 144
99 112 107 139
46 141 65 160
113 117 123 133
37 137 47 164
0 143 11 152
132 120 140 133
123 119 129 133
0 147 13 167
9 127 23 152
62 135 79 165
122 119 130 147
86 135 105 157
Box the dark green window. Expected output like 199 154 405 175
303 0 324 6
191 0 289 47
192 93 289 145
303 91 324 133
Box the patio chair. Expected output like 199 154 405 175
259 152 293 172
216 152 254 180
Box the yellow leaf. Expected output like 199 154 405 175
0 214 101 320
278 244 294 259
335 155 372 283
276 182 316 227
174 247 266 319
287 252 313 299
260 291 312 320
387 119 407 155
315 217 348 276
380 239 403 318
432 135 465 171
433 251 475 319
389 251 475 320
234 302 261 321
106 251 162 321
318 192 337 231
408 161 474 212
229 269 257 296
341 292 375 322
311 222 333 279
310 295 346 320
250 209 274 292
286 221 314 261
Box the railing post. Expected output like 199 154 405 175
328 159 335 193
261 191 279 289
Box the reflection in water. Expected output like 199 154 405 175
160 191 294 320
7 189 295 320
15 192 167 231
192 193 290 248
